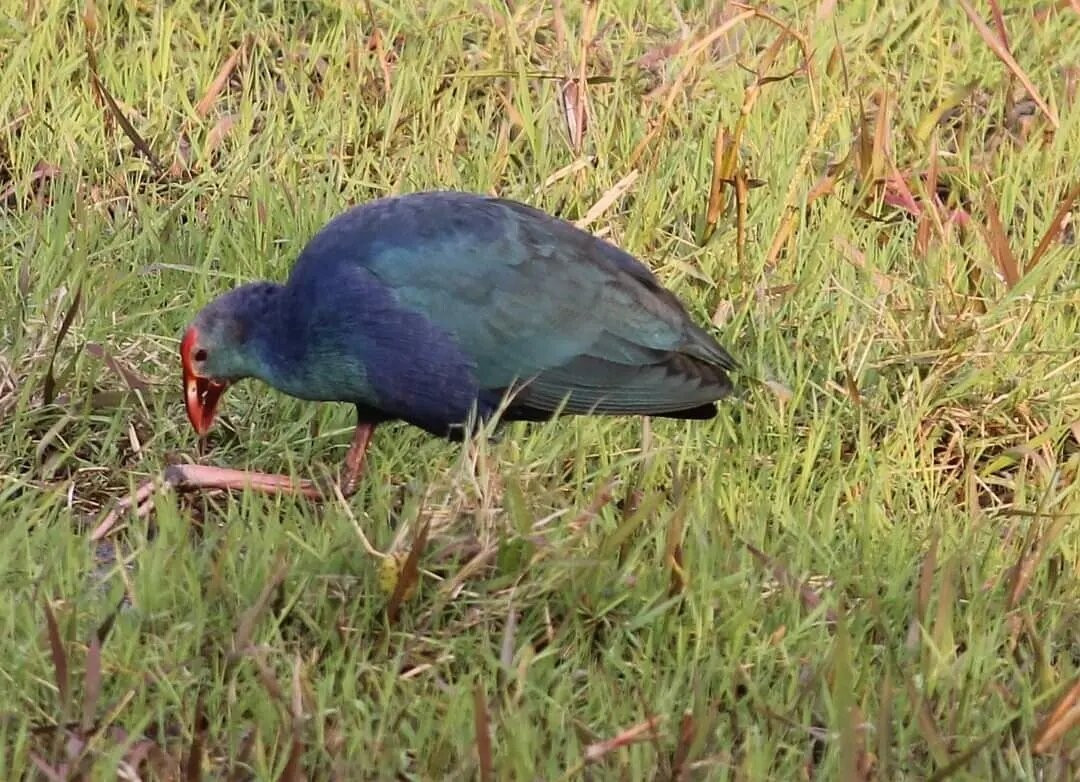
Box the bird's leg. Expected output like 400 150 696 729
339 421 376 498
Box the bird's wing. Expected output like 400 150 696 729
293 193 737 416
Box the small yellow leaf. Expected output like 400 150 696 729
378 552 415 599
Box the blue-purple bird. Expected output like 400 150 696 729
177 191 738 499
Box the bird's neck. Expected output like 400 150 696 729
244 282 376 405
214 282 300 392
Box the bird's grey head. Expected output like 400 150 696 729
180 282 282 435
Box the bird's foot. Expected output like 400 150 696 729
91 464 323 541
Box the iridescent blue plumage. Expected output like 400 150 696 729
184 191 738 440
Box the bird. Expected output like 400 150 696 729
121 191 740 517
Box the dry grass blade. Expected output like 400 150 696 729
763 210 797 268
474 682 494 782
916 139 941 256
924 731 998 781
85 47 165 175
876 673 894 778
852 711 878 781
250 650 286 704
84 342 151 393
980 188 1020 288
80 633 102 734
169 41 246 177
1032 677 1080 753
806 170 838 204
882 166 921 217
18 256 32 304
627 9 756 168
81 0 98 39
386 514 431 622
1007 511 1069 609
560 79 589 154
905 679 951 766
665 502 688 597
277 660 306 782
834 237 894 293
42 599 70 715
908 530 939 649
194 42 246 119
575 170 639 230
205 114 238 157
290 656 305 720
703 124 729 242
29 753 65 782
744 541 838 625
854 96 873 183
364 0 394 95
436 544 498 603
583 714 663 763
0 160 60 203
915 82 978 142
42 284 83 407
956 0 1059 129
871 92 891 184
931 557 957 658
535 157 597 194
232 554 290 656
568 478 617 534
551 0 567 51
669 710 695 781
184 690 207 782
987 0 1009 50
276 732 304 782
172 133 192 175
734 169 750 268
1027 182 1080 271
499 602 517 672
765 94 845 267
703 27 799 247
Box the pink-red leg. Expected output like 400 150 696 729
340 421 376 498
92 421 377 540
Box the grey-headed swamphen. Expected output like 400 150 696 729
96 191 738 532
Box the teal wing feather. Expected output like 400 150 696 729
290 192 737 417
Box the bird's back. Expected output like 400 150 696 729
285 191 737 428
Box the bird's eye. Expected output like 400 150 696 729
194 348 208 362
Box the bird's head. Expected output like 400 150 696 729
180 283 281 436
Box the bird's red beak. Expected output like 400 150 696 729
181 327 229 437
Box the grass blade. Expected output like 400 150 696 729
41 284 83 407
474 682 494 782
956 0 1058 128
42 600 70 715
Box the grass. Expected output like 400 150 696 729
1 0 1078 778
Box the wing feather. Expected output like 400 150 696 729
289 192 737 418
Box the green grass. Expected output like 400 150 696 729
2 0 1078 778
